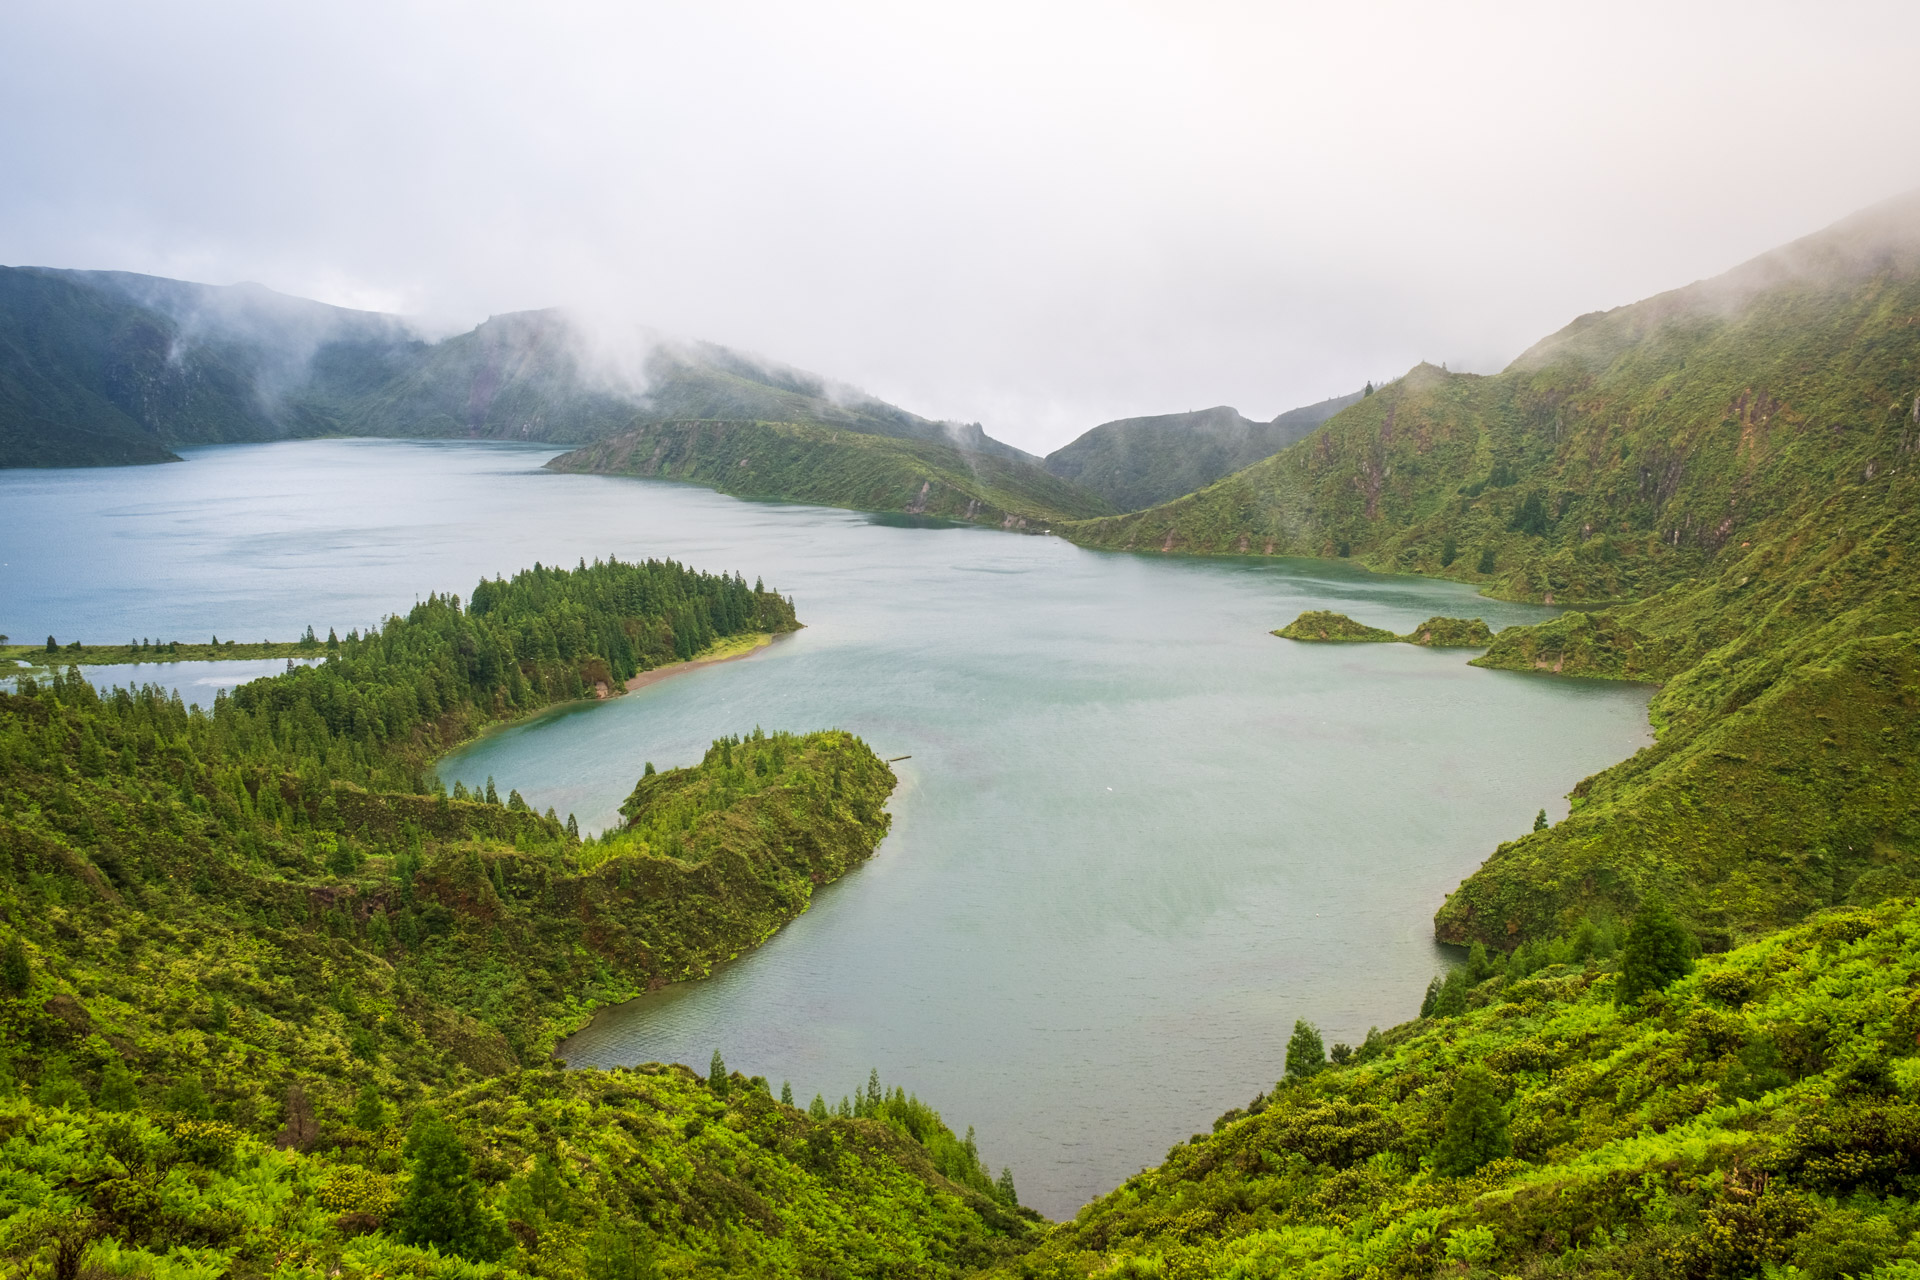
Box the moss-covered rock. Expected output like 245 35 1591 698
1402 616 1495 647
1272 610 1399 642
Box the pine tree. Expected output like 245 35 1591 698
996 1166 1019 1205
809 1093 829 1120
1433 1064 1511 1175
97 1059 138 1111
865 1068 883 1113
1533 808 1548 832
1 935 28 994
1617 895 1695 1004
1420 976 1442 1018
566 813 581 840
1433 968 1470 1017
484 777 500 806
780 1081 794 1107
1284 1020 1326 1081
1476 547 1497 574
353 1083 388 1130
586 1221 659 1280
33 1055 88 1109
396 1109 503 1259
709 1050 729 1097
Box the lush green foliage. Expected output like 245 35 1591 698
992 898 1920 1279
0 555 1035 1275
547 418 1113 526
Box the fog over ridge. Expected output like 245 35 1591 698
3 1 1918 452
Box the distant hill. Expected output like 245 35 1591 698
1041 392 1360 511
547 419 1113 527
0 270 1049 477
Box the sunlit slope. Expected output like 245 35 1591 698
548 418 1115 525
988 900 1920 1279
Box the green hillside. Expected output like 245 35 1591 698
0 559 1037 1275
990 898 1920 1279
1042 393 1360 513
1065 191 1920 952
547 418 1115 526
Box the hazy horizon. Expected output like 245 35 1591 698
5 1 1918 453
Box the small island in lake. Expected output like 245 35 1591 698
1272 611 1494 647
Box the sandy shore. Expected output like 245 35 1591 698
622 631 784 693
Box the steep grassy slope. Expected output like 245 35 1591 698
1068 193 1920 950
547 418 1114 525
1042 393 1360 513
0 268 246 465
993 899 1920 1279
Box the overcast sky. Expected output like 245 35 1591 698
4 1 1918 452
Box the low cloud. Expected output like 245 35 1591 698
3 1 1918 452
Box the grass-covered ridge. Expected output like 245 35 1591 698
546 418 1114 527
992 898 1920 1279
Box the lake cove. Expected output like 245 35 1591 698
0 438 1652 1217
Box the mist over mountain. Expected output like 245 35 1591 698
1042 392 1361 512
0 268 1040 469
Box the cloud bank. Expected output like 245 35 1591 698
3 0 1917 451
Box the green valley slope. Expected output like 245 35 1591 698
1066 192 1920 951
546 418 1115 526
991 900 1920 1279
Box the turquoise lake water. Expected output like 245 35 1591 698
0 438 1652 1216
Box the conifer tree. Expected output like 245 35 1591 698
709 1050 729 1097
1432 968 1470 1017
396 1109 503 1259
781 1081 794 1107
33 1055 88 1109
1284 1020 1326 1081
484 777 500 806
996 1166 1019 1205
809 1093 829 1120
97 1059 138 1111
1533 808 1548 832
1 935 28 994
1617 895 1695 1004
352 1083 388 1130
566 813 581 840
1433 1064 1511 1175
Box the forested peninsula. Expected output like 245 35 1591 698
0 559 1034 1276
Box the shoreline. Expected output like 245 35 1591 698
622 629 787 694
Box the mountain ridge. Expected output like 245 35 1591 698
1042 391 1361 512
